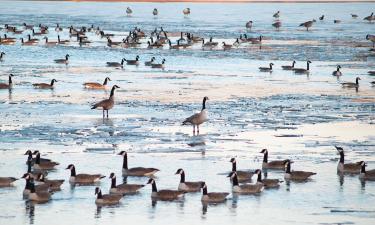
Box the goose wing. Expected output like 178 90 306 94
91 99 113 109
75 173 104 182
127 167 159 176
156 190 185 200
116 183 145 192
207 192 229 199
290 171 316 179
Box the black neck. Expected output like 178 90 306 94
25 178 31 190
110 87 116 97
361 164 366 173
337 67 340 72
356 78 359 85
9 76 12 84
202 98 206 111
292 61 295 67
111 178 116 188
103 78 108 85
263 152 268 163
307 62 310 70
35 153 40 164
70 167 76 177
151 182 157 192
232 162 236 172
232 175 239 186
180 172 185 183
257 173 262 182
122 154 128 169
30 182 36 193
285 163 291 174
97 190 103 199
27 160 32 172
51 80 55 86
202 186 208 195
339 152 344 163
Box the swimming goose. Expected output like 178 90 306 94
84 77 111 89
109 173 144 194
43 37 57 46
20 38 37 46
363 12 374 22
33 79 57 89
106 58 125 68
366 34 375 48
341 77 360 88
359 161 375 181
3 34 16 42
222 42 232 50
168 39 182 49
351 14 358 18
37 174 64 191
228 172 263 194
334 20 341 24
273 11 280 18
259 63 274 72
202 37 218 48
319 15 324 20
284 160 316 181
335 146 362 174
147 178 185 201
55 23 63 32
0 74 13 89
95 187 122 205
151 59 165 69
293 60 311 74
107 37 122 47
57 35 69 44
33 151 59 170
24 150 51 165
91 85 119 118
332 65 342 76
229 158 254 182
125 55 140 65
79 37 91 46
299 20 315 31
26 160 47 181
118 151 159 177
0 176 17 187
281 61 296 70
145 57 156 66
233 38 240 48
0 52 5 61
27 34 39 43
245 21 253 30
22 174 50 196
182 96 209 134
23 23 34 30
254 169 282 188
260 149 287 170
32 29 42 36
175 169 204 192
54 54 69 64
201 182 229 203
272 21 282 30
183 8 191 16
153 8 158 16
28 179 51 203
66 164 105 184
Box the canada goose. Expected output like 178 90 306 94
79 37 91 46
351 14 358 18
359 161 375 181
201 182 228 203
319 15 324 20
299 20 315 31
91 85 119 118
33 79 57 89
84 77 111 89
168 39 181 49
54 54 69 64
229 158 254 182
125 55 140 65
335 146 362 174
254 169 282 188
332 65 342 76
32 151 59 170
202 37 218 48
293 60 311 74
23 23 34 29
109 173 144 194
106 58 125 68
37 174 64 191
0 74 13 89
0 37 15 45
27 34 39 43
20 38 36 46
281 61 296 70
363 12 374 22
334 20 341 24
366 34 375 48
66 164 105 184
175 169 204 192
341 77 361 88
0 176 17 187
153 8 158 16
259 63 274 72
0 52 5 61
3 34 16 42
222 42 232 50
118 151 159 176
22 173 50 196
43 37 57 46
245 21 253 30
272 21 282 30
147 178 185 201
260 149 287 170
284 160 316 181
26 159 47 181
95 187 122 205
28 179 51 203
182 96 209 134
151 59 165 69
107 37 121 47
32 29 42 36
126 7 132 16
24 150 51 165
57 35 69 44
233 38 240 47
183 8 191 16
273 11 280 18
55 23 63 32
145 57 156 66
228 172 263 194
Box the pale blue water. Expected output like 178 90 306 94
0 1 375 225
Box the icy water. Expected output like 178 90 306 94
1 1 375 225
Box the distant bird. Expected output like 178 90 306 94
175 168 204 192
359 161 375 181
222 42 232 50
57 35 69 45
366 34 375 48
332 65 342 76
126 7 133 16
33 79 57 89
229 158 254 182
106 58 125 68
153 8 158 16
363 12 374 22
281 61 296 70
54 54 69 64
228 172 263 194
0 52 5 61
109 173 144 194
183 8 191 16
125 55 140 65
0 176 17 187
259 63 274 72
273 11 280 18
118 151 160 177
147 178 185 201
91 85 120 118
284 160 316 181
95 187 122 205
260 149 288 170
32 151 59 170
245 21 253 30
254 169 282 188
66 164 105 184
319 15 324 20
151 59 166 69
182 96 209 134
201 182 229 203
145 57 155 66
0 74 13 89
43 37 57 46
299 20 316 31
334 20 341 24
351 14 358 18
341 77 361 88
55 23 63 32
84 77 111 89
272 21 282 30
293 60 311 74
335 146 362 174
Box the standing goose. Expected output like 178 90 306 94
33 151 59 170
281 61 296 70
335 146 362 174
299 20 315 31
28 179 51 203
54 54 69 64
366 34 375 48
66 164 105 184
109 173 144 194
183 8 191 16
126 7 133 16
95 187 122 205
151 59 165 69
37 174 64 191
145 57 155 66
84 77 111 89
0 52 5 61
284 160 316 181
0 176 18 187
272 21 282 30
341 77 360 88
0 74 13 89
260 149 287 170
153 8 158 16
293 60 311 74
273 11 280 18
229 158 254 182
201 182 228 203
118 151 159 177
106 58 125 68
332 65 342 76
359 161 375 181
228 172 263 194
245 21 253 30
147 178 185 201
125 55 140 65
259 63 274 72
254 169 282 188
175 169 204 192
33 79 57 89
363 12 374 22
182 96 209 134
91 85 120 118
22 174 50 196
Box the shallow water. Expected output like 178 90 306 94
0 1 375 225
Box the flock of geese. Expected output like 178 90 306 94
0 147 374 205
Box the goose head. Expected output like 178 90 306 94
109 172 116 179
21 173 30 179
95 187 101 195
65 54 70 59
65 164 75 170
112 85 120 90
135 55 139 61
307 60 312 64
162 59 166 64
229 158 236 164
146 178 155 185
175 168 184 175
260 148 268 154
24 150 33 155
254 169 262 174
38 173 46 181
203 96 209 101
117 150 127 156
32 150 40 155
356 77 361 82
366 34 370 40
201 182 207 189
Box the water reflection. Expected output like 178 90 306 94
95 205 102 218
25 201 35 225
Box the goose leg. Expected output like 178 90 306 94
197 125 200 134
106 110 109 118
102 110 105 118
193 125 195 135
